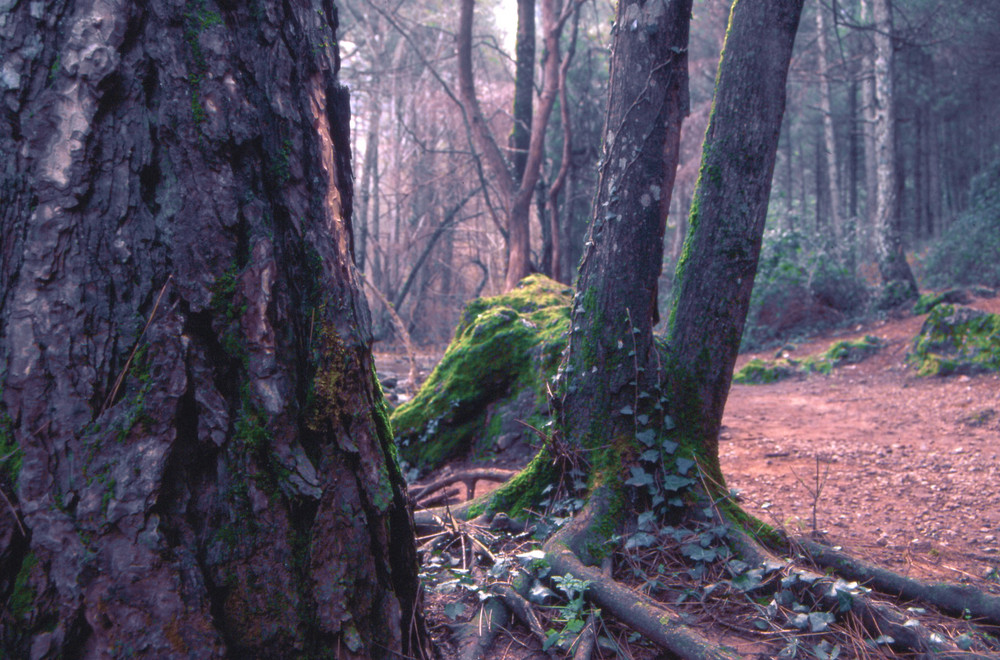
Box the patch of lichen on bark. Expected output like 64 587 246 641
306 321 349 434
391 275 571 472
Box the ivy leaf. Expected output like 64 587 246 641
636 414 650 425
662 415 676 430
661 475 693 491
676 457 695 475
681 543 717 562
636 429 657 446
661 439 679 454
444 602 468 620
809 611 835 632
640 449 660 462
625 531 656 549
619 405 634 415
625 466 654 488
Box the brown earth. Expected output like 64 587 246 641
722 293 1000 594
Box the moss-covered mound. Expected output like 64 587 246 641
390 275 572 473
912 289 972 315
908 304 1000 376
733 335 882 384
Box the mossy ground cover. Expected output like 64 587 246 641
733 335 883 384
908 304 1000 376
390 275 572 474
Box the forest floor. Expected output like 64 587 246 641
376 292 1000 657
722 292 1000 597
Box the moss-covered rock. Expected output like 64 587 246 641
908 304 1000 376
732 357 797 384
390 275 572 473
733 335 882 384
913 289 971 315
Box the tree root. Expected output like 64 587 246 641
490 583 552 653
543 488 743 660
796 537 1000 625
452 597 510 660
728 526 973 656
411 468 519 504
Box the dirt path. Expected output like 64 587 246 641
722 296 1000 592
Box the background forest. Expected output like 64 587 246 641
339 0 1000 350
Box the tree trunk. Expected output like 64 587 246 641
457 0 567 292
510 0 536 183
0 2 422 658
861 0 879 264
815 0 843 240
559 0 691 462
663 0 804 487
871 0 918 303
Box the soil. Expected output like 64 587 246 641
376 292 1000 657
722 293 1000 594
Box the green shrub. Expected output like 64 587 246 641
922 160 1000 289
742 230 869 349
733 335 882 385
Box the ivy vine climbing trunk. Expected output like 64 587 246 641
558 0 691 471
0 1 423 658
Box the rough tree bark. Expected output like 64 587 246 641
558 0 691 464
870 0 918 303
0 1 422 658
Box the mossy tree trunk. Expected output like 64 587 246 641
557 0 691 485
662 0 804 489
0 1 422 658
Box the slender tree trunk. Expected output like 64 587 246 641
457 0 567 292
510 0 536 183
861 0 879 265
816 0 844 240
358 95 380 273
663 0 805 485
871 0 918 302
0 2 423 657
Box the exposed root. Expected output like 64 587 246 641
727 525 973 656
796 537 1000 625
490 583 552 652
452 597 510 660
543 488 743 660
411 468 520 505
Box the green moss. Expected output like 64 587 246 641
211 262 249 362
733 335 882 384
0 407 21 484
908 304 1000 376
718 496 785 550
468 447 560 519
9 552 38 620
391 275 571 472
305 323 348 434
732 357 795 384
